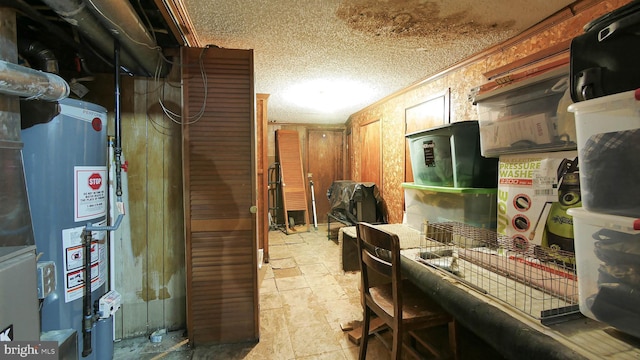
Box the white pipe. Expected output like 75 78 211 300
0 60 69 101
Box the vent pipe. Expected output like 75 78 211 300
86 0 169 77
0 60 69 101
38 0 167 77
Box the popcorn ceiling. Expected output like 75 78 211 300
182 0 574 124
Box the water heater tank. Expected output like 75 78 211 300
22 98 113 360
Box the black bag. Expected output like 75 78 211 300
570 0 640 102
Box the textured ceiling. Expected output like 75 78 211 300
177 0 576 124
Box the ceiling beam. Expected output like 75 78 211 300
156 0 201 47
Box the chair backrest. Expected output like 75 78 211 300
356 222 404 319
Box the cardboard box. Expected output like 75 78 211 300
497 151 580 257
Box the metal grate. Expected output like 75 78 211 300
414 222 580 323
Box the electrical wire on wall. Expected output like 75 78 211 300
155 47 209 126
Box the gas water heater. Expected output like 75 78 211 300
22 98 116 360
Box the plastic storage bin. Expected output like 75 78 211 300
406 121 498 188
567 89 640 218
568 207 640 338
473 67 577 157
403 183 497 231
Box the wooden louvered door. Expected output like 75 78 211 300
275 130 310 233
182 47 258 345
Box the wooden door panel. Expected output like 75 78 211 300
182 47 258 345
307 129 343 223
360 120 381 187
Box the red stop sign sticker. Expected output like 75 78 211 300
88 173 102 190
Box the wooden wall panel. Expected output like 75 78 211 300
360 120 381 187
256 94 269 261
86 59 185 339
182 47 258 345
307 129 344 225
161 60 188 332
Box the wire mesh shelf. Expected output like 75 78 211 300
414 222 580 323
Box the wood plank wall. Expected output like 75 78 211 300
83 59 185 339
346 0 631 224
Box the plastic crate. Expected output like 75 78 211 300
473 67 577 157
567 89 640 218
402 183 497 231
568 207 640 338
406 121 498 188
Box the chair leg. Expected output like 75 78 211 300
448 320 458 360
359 307 371 360
392 324 402 360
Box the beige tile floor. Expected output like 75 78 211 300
112 224 492 360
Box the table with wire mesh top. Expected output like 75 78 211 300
399 221 640 360
413 222 579 323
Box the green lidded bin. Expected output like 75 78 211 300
406 120 498 188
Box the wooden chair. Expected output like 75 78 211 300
356 222 457 359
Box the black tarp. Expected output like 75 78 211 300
326 180 386 224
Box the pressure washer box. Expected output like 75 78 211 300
496 151 580 255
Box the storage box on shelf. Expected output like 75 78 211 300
567 207 640 339
567 89 640 218
473 67 577 157
406 120 498 188
403 183 497 232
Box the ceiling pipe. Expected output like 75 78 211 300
38 0 150 76
85 0 170 77
0 59 69 101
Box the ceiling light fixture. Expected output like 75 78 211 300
283 78 374 114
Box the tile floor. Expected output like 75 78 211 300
113 224 489 360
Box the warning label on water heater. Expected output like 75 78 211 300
74 166 107 222
62 223 107 303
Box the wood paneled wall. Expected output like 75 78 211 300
83 59 185 339
346 0 631 224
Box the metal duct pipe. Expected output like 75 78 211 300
0 60 69 101
38 0 149 76
87 0 169 76
86 0 169 77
